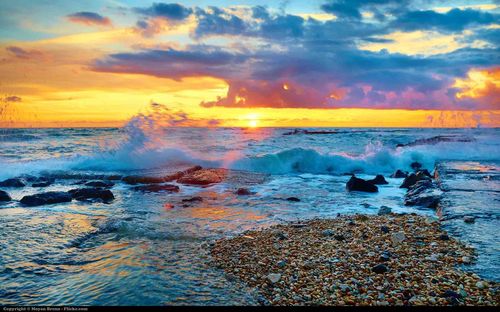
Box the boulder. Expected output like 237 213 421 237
68 188 115 202
235 188 254 195
20 191 72 207
346 176 378 193
132 184 180 193
84 181 114 188
0 190 11 201
31 177 54 187
404 180 441 209
267 273 281 284
164 165 203 182
390 170 407 178
400 172 430 189
367 175 388 185
122 176 165 185
410 161 422 171
177 168 227 185
0 178 26 187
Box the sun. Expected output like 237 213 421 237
245 113 260 128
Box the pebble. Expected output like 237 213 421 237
380 225 390 233
267 273 281 284
391 232 405 245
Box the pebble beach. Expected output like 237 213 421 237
211 214 499 306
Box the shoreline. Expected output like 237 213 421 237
210 213 498 306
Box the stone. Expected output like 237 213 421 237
20 191 72 207
391 232 405 245
463 216 475 224
439 234 450 241
132 184 180 193
475 281 486 289
410 162 422 171
390 170 407 178
322 229 335 237
0 178 26 187
372 264 389 274
367 175 389 185
379 253 391 262
286 197 301 202
334 234 345 241
32 181 52 187
425 254 439 262
267 273 281 284
177 168 227 185
441 290 461 299
400 174 418 189
84 181 114 188
182 196 203 203
236 188 254 195
68 188 115 202
380 225 390 233
122 175 165 185
461 256 472 264
346 176 378 193
277 260 287 268
378 206 392 215
0 189 11 201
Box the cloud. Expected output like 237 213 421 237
321 0 411 21
134 2 193 20
67 11 112 26
1 96 22 103
6 46 44 60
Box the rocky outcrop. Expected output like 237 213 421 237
0 190 11 202
122 175 165 185
68 188 115 202
132 184 180 193
390 170 407 178
346 176 378 193
367 175 388 185
0 178 26 187
164 165 203 182
20 191 72 207
400 171 431 189
404 180 441 209
31 177 54 187
177 168 227 185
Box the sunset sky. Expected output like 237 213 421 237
0 0 499 127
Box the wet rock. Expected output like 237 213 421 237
0 190 11 201
235 188 254 195
267 273 281 284
84 181 114 188
334 234 345 241
400 174 418 189
441 290 461 299
379 253 391 262
378 206 392 215
164 165 203 182
372 264 389 274
475 281 487 289
182 196 203 203
286 197 301 202
346 176 378 193
32 181 52 187
367 175 389 185
68 188 115 202
277 260 287 268
132 184 180 193
31 177 54 187
404 180 440 209
420 169 432 178
122 175 165 185
380 225 390 233
20 191 72 207
322 229 335 237
274 230 288 240
0 178 26 187
391 232 405 245
177 168 227 185
390 170 407 178
439 234 450 241
463 216 475 224
410 162 422 171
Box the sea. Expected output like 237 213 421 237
0 124 498 305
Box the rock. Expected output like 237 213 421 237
379 253 391 262
32 181 52 187
334 234 345 241
0 189 11 201
0 178 26 187
267 273 281 284
164 165 203 182
31 177 54 187
475 281 486 289
380 225 390 233
132 184 180 193
236 188 254 195
404 180 440 208
68 188 115 202
378 206 392 215
391 232 405 245
122 175 165 185
274 231 288 240
463 216 475 224
410 162 422 171
20 191 72 207
182 196 203 202
439 234 450 241
367 175 389 185
461 256 472 264
177 168 227 185
346 176 378 193
425 254 439 262
286 197 301 202
400 174 418 189
84 181 114 188
419 169 432 178
372 264 389 274
390 170 407 178
441 290 461 299
322 229 335 237
277 260 287 268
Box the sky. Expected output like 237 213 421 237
0 0 499 127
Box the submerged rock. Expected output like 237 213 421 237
390 170 407 178
84 181 114 188
20 191 72 207
367 175 389 185
182 196 203 202
235 188 254 195
0 190 11 201
463 216 476 224
378 206 392 215
346 176 378 193
68 188 115 202
286 197 301 202
132 184 180 193
177 168 227 185
32 181 52 187
0 178 26 187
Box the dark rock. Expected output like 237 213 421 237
378 206 392 215
32 181 52 187
20 191 72 207
322 229 335 237
390 170 407 178
463 216 475 224
334 234 345 241
177 168 226 185
132 184 180 193
277 260 287 268
367 175 388 185
275 231 288 240
236 188 254 195
379 253 391 262
84 181 114 188
439 234 450 241
410 162 422 171
419 169 432 178
0 178 26 187
122 175 165 185
286 197 301 202
400 174 418 189
182 196 203 202
404 180 440 208
0 190 11 201
380 225 390 233
68 188 115 202
348 220 356 226
441 290 461 299
371 264 389 274
346 176 378 193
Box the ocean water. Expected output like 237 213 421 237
0 125 499 305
